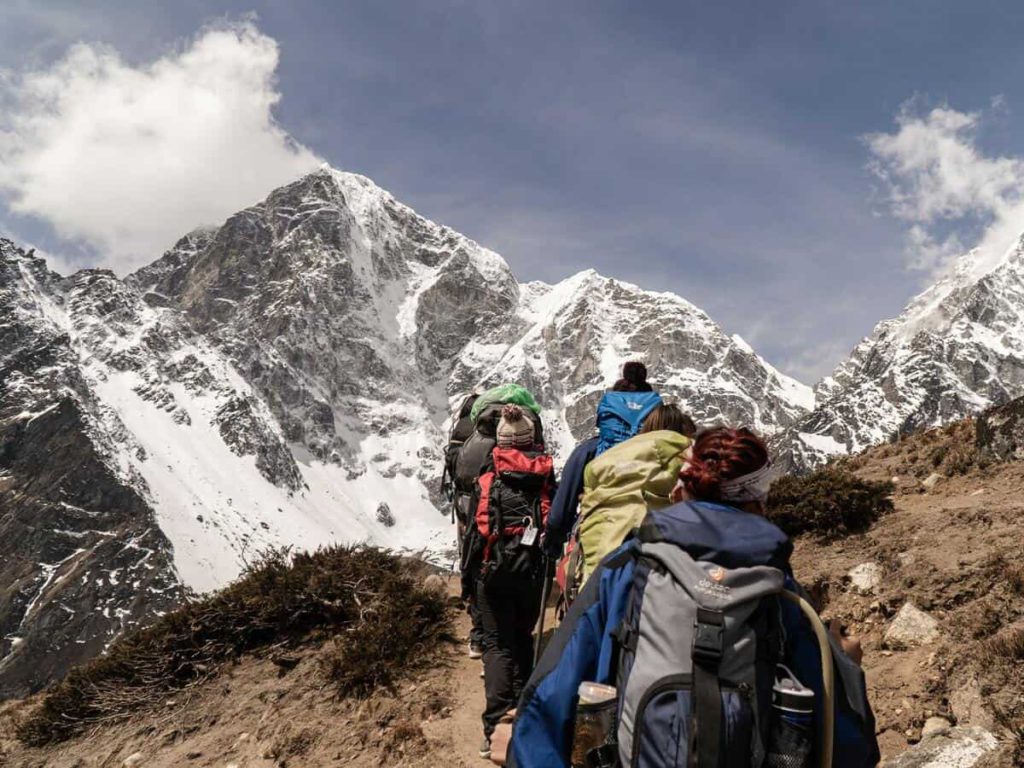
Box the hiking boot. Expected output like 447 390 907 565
479 736 492 759
468 641 484 659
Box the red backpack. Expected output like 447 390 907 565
475 447 555 579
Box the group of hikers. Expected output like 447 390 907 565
441 361 879 768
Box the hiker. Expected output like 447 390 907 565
442 392 485 657
542 361 662 561
474 403 557 760
454 385 545 664
638 402 697 436
553 406 698 613
503 426 880 768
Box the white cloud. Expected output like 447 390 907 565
0 21 321 273
865 103 1024 277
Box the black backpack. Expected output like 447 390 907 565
453 401 545 500
441 393 479 516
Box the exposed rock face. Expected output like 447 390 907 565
0 245 182 698
0 167 815 695
779 237 1024 471
975 395 1024 461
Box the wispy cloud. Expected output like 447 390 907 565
865 101 1024 277
0 20 321 273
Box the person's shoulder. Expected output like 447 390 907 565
643 501 793 569
570 435 601 458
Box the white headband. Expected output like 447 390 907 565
718 461 775 503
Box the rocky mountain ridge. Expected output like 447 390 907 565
779 234 1024 470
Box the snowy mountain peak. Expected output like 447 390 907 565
780 228 1024 470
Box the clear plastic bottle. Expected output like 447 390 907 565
571 682 618 768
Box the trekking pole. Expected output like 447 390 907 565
532 556 553 667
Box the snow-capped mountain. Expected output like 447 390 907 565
779 234 1024 470
0 167 812 696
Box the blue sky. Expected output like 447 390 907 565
2 1 1024 382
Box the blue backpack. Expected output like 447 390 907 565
595 391 662 455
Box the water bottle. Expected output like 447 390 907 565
572 682 618 768
765 665 815 768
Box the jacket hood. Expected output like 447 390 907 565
637 500 792 570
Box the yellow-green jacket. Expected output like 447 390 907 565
577 429 692 578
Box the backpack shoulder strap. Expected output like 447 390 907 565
693 607 726 768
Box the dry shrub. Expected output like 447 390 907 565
984 624 1024 662
17 546 451 746
1009 565 1024 596
320 563 450 697
381 717 428 759
767 469 894 540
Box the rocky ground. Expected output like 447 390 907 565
793 417 1023 765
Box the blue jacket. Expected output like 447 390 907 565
510 501 880 768
543 436 600 556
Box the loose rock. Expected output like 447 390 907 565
921 716 951 737
885 603 939 647
896 552 915 568
949 678 994 731
848 562 883 595
921 473 942 490
123 754 145 768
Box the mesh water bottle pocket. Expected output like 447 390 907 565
765 717 813 768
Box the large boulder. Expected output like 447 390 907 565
882 726 998 768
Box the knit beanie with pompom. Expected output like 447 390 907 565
496 404 535 448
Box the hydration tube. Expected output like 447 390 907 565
781 590 835 768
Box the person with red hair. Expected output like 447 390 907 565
495 426 879 768
673 426 774 509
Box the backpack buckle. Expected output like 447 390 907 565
693 608 724 664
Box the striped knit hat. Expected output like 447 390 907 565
497 404 535 448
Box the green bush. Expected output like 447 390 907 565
767 468 894 540
17 546 451 746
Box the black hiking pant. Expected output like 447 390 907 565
477 570 543 737
460 522 486 646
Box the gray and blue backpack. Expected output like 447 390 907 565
609 538 823 768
